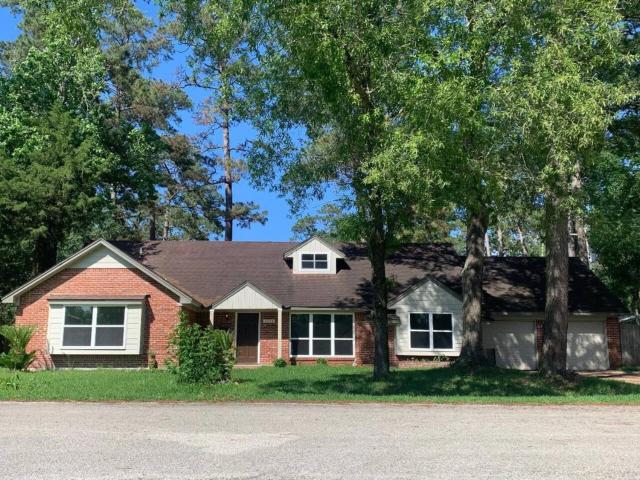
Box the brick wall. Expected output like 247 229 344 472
535 319 544 364
354 312 397 366
260 311 289 364
15 268 183 369
606 315 622 369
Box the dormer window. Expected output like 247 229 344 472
284 236 345 274
301 253 328 270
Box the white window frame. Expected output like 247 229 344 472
289 312 355 357
409 312 454 351
62 305 128 350
300 253 330 271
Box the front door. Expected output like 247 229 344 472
236 313 260 364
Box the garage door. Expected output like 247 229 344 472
567 321 608 371
484 321 537 370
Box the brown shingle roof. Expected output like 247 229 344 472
110 240 626 314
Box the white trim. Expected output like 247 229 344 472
283 235 345 259
408 311 455 352
389 277 462 307
1 239 199 307
300 252 330 272
289 311 355 358
210 281 281 310
60 304 128 351
48 299 144 306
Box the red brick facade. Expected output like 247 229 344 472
14 268 188 369
14 266 624 370
606 315 622 369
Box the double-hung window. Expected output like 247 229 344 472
290 313 354 356
409 313 453 350
300 253 328 270
62 305 126 349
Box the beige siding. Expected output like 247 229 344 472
214 284 279 310
69 246 132 269
567 320 608 370
47 303 144 355
482 320 537 369
292 238 338 274
392 280 463 356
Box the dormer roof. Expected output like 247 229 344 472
282 236 345 259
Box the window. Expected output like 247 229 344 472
290 313 354 356
62 306 126 348
301 253 329 270
409 313 453 350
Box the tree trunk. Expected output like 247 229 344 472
516 225 530 255
149 207 157 241
541 193 569 374
32 234 58 275
483 231 491 256
568 215 590 267
497 225 505 256
369 200 389 380
162 209 170 241
458 210 488 366
222 105 233 242
569 166 590 266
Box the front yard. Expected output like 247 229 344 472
2 365 640 404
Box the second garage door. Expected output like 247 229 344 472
483 321 537 370
567 321 609 371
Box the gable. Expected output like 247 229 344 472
212 282 281 310
389 277 462 309
69 245 133 269
2 239 199 307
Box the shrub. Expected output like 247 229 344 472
167 313 235 384
316 358 328 366
273 358 287 368
0 325 36 370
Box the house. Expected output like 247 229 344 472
1 237 626 370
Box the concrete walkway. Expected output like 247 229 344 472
1 402 640 479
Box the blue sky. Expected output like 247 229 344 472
0 3 334 242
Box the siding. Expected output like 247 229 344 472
392 279 463 357
214 284 279 310
47 303 144 355
69 246 132 269
291 238 339 274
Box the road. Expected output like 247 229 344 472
1 401 639 479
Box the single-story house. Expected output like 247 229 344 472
1 237 626 370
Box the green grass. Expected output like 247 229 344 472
1 365 639 404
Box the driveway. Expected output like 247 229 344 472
1 402 640 480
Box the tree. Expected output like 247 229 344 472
500 0 628 374
159 0 266 241
404 0 537 366
252 0 440 379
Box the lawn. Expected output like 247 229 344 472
1 365 639 404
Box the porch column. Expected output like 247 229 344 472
277 307 283 359
210 308 215 327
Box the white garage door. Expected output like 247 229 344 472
567 321 608 371
484 321 537 370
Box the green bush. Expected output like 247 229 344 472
167 313 235 384
273 358 287 368
0 325 36 370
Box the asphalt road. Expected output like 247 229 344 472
1 402 640 480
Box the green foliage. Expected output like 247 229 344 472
272 358 287 368
167 313 235 384
315 358 328 366
0 325 36 370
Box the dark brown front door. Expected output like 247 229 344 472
236 313 259 364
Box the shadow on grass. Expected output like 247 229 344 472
255 367 640 398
